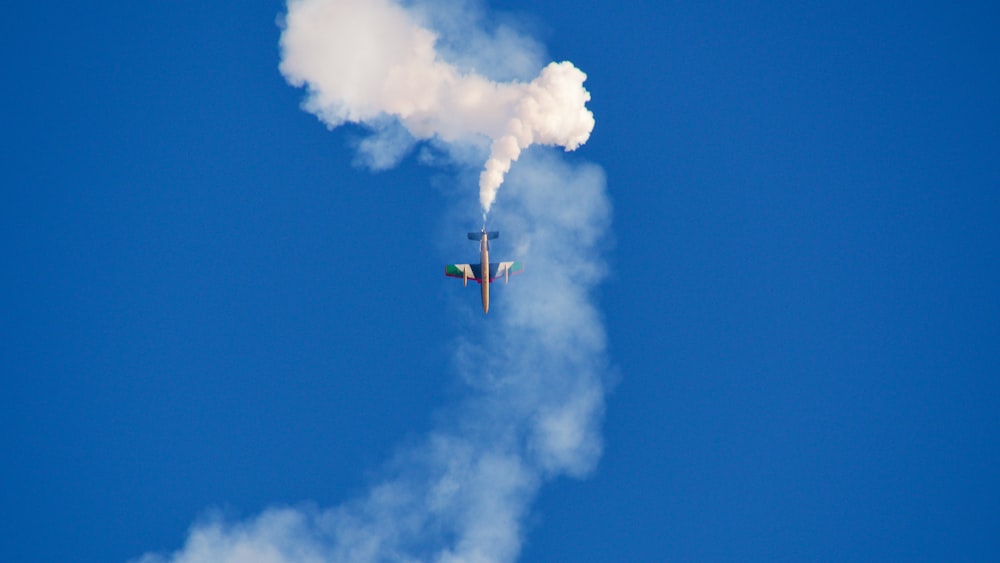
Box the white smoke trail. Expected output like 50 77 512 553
277 0 595 213
134 151 610 563
134 1 611 561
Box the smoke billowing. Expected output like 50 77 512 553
278 0 595 213
135 1 611 562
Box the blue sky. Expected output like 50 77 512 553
2 1 998 561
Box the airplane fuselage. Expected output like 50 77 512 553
479 232 490 313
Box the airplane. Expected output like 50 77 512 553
445 229 523 313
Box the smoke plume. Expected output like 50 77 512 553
277 0 595 213
134 1 611 562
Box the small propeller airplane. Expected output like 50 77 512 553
445 229 523 313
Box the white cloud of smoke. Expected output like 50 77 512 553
135 1 611 562
277 0 595 213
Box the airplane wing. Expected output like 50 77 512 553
489 261 524 282
446 262 522 283
445 263 482 283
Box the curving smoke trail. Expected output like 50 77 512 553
277 0 595 213
135 1 611 562
134 153 610 563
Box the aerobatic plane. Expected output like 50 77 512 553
445 229 523 313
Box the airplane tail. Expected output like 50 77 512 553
468 231 499 240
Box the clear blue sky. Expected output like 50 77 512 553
2 1 998 561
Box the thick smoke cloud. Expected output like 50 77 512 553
278 0 595 213
134 1 611 561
